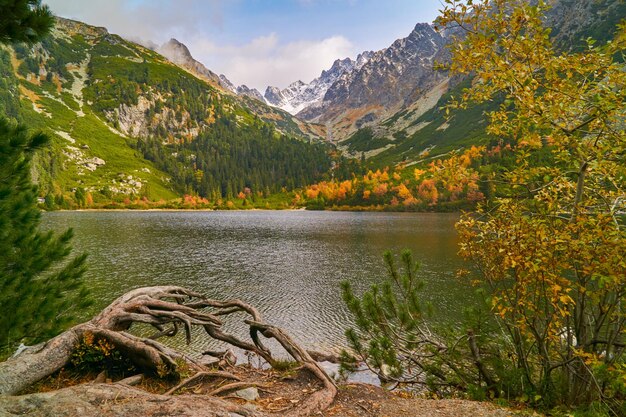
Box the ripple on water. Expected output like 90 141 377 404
41 210 469 355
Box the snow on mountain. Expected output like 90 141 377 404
264 51 374 115
218 74 237 93
296 22 448 136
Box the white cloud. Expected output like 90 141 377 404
45 0 223 44
45 0 356 92
184 34 354 91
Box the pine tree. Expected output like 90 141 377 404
341 250 431 383
0 0 53 45
0 0 91 356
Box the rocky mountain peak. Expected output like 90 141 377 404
264 51 374 115
264 86 286 107
319 57 353 80
153 38 245 94
355 51 374 68
219 74 237 93
288 80 306 89
296 20 448 134
55 17 109 39
236 85 266 103
158 38 194 65
412 22 434 34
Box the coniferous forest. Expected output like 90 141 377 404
136 117 331 199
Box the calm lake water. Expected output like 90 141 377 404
41 210 467 357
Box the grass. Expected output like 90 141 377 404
369 80 499 167
344 127 392 153
2 17 328 207
18 79 177 201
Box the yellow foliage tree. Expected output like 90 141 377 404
439 0 626 408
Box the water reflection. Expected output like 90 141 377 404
41 210 467 355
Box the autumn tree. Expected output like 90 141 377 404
439 0 626 410
341 0 625 412
0 1 91 357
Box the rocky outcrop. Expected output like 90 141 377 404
111 94 199 141
62 145 107 176
236 85 266 103
157 38 236 91
300 23 446 128
218 74 237 93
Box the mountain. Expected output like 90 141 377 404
157 38 224 89
264 51 373 115
296 23 447 142
218 74 236 93
152 37 324 140
546 0 626 47
236 85 266 102
290 0 626 165
0 17 332 205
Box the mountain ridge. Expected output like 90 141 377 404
151 36 326 141
263 50 374 115
0 16 333 207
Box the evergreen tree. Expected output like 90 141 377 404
0 1 91 356
0 0 54 45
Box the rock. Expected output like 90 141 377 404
0 383 258 417
264 52 374 115
233 387 259 401
199 357 220 368
236 85 266 103
157 38 224 88
222 349 237 367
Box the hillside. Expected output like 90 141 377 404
153 37 327 142
0 17 332 206
269 0 626 167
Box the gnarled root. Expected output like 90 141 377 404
0 286 338 416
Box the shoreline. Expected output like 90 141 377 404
43 207 462 214
47 207 307 212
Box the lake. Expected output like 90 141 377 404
41 210 468 357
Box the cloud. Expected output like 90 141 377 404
188 34 354 91
45 0 223 44
44 0 356 91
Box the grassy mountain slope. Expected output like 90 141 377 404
337 78 497 168
340 0 626 168
1 41 177 202
0 17 331 205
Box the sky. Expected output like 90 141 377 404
44 0 443 92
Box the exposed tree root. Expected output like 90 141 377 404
117 374 144 386
209 381 269 397
165 370 241 395
0 286 338 416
